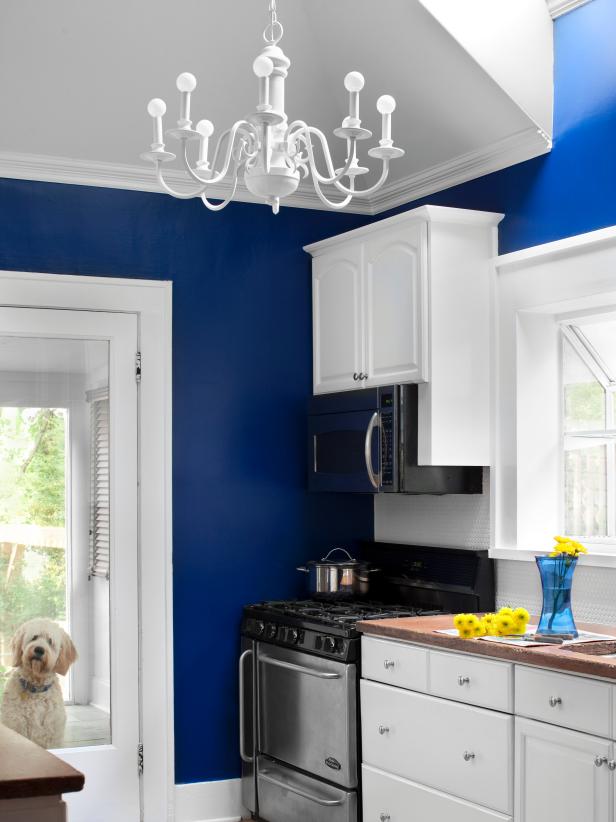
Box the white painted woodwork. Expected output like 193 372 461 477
0 1 552 214
364 222 428 386
0 307 139 822
306 205 503 466
362 765 512 822
361 679 514 813
515 717 612 822
0 796 66 822
361 636 429 692
515 665 612 738
429 649 514 713
312 244 363 394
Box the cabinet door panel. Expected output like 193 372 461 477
361 680 513 814
312 246 363 394
515 717 611 822
364 222 428 386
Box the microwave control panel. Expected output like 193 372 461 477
380 389 397 490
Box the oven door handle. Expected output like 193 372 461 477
259 653 341 680
365 411 382 490
239 649 254 764
259 770 346 807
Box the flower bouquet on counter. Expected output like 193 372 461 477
535 536 587 638
453 607 530 639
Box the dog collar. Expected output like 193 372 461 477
19 677 53 694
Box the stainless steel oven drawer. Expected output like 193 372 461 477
257 757 357 822
258 643 357 788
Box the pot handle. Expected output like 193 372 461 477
296 566 310 573
321 547 355 562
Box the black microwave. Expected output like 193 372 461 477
308 384 483 495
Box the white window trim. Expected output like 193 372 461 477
490 225 616 568
0 271 173 822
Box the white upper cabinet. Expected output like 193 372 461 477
305 206 503 466
364 222 428 387
312 243 364 395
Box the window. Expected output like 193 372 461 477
562 321 616 541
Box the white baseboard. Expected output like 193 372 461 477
175 779 247 822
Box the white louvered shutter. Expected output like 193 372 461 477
87 388 110 580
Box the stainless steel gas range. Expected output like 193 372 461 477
239 542 495 822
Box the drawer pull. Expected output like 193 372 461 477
383 659 395 670
378 725 390 735
549 696 562 707
379 815 391 822
463 751 475 762
609 761 616 771
595 756 608 767
457 675 470 686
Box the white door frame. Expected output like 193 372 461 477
0 271 174 822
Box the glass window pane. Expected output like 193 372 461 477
576 320 616 384
564 439 607 537
563 337 606 432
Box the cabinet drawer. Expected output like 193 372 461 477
429 649 513 712
361 680 513 814
363 765 512 822
362 636 428 692
515 666 612 737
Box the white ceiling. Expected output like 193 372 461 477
0 0 556 213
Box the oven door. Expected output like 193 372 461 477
308 409 381 493
257 756 357 822
257 644 357 788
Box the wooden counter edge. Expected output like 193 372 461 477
357 615 616 681
0 724 84 800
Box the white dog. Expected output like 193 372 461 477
1 618 77 749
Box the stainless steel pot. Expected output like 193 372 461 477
297 548 379 599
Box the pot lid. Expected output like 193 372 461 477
308 547 360 567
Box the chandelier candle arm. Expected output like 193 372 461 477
141 0 405 213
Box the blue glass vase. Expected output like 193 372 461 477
536 555 578 637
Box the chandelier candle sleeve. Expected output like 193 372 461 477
140 0 404 212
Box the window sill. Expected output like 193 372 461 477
489 547 616 568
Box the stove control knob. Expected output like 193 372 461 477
288 629 299 645
266 623 278 640
324 637 336 653
255 621 265 637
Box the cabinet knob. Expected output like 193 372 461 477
361 372 369 380
463 751 475 762
609 761 616 771
595 756 608 767
353 372 359 381
378 725 390 735
457 675 470 686
549 696 562 707
379 815 391 822
384 659 395 670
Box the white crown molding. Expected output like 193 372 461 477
0 126 551 217
547 0 593 19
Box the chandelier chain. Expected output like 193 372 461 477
264 0 283 45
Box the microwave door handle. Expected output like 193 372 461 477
239 649 254 763
259 770 345 807
365 411 382 490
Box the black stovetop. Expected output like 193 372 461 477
247 598 440 629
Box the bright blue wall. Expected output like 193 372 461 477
0 181 374 782
0 0 614 788
381 0 616 255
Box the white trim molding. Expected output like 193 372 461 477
0 272 174 821
0 125 550 216
175 779 246 822
492 224 616 568
547 0 593 19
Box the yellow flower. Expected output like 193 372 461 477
554 535 570 543
513 607 530 623
453 613 466 629
464 614 480 629
473 622 486 637
459 627 474 639
495 614 515 635
550 536 588 557
498 607 514 617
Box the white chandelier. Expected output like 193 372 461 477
141 0 404 214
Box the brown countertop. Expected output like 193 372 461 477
357 614 616 680
0 723 84 800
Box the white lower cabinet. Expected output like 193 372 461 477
361 637 616 822
515 718 612 822
363 765 512 822
361 680 513 814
